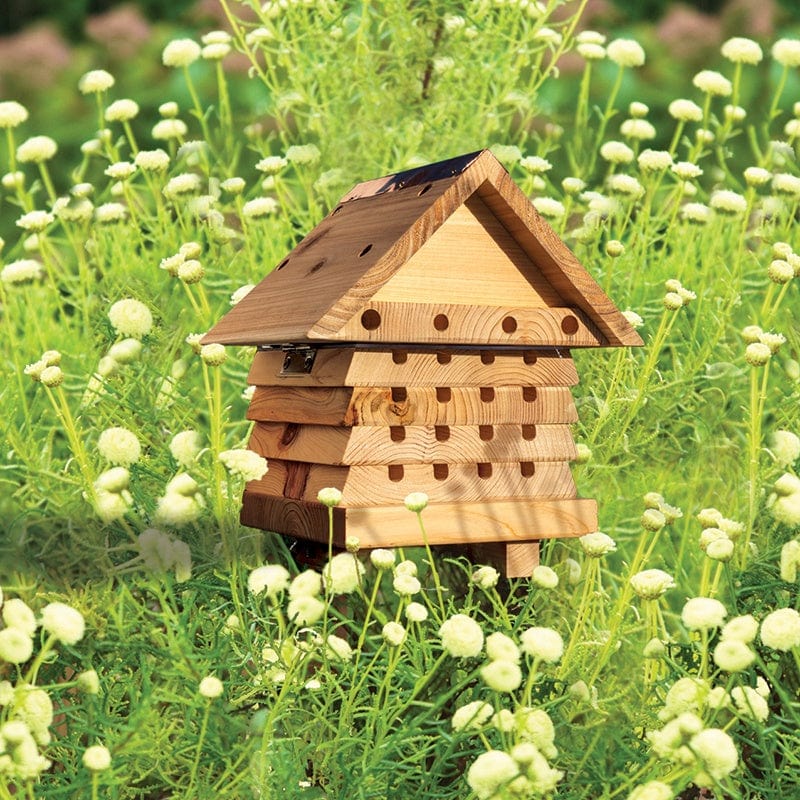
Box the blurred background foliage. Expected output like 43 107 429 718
2 0 800 38
1 0 198 38
1 0 799 212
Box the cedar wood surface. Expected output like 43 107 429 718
203 149 644 348
248 421 578 466
247 347 580 387
203 150 642 574
334 303 605 346
240 494 598 548
245 385 579 426
249 459 578 506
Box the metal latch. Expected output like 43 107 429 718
279 346 317 376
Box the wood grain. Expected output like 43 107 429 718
334 302 604 346
203 149 642 349
248 422 578 465
247 348 579 388
475 162 644 347
202 170 463 345
248 459 577 506
370 195 562 308
246 385 579 426
240 493 598 548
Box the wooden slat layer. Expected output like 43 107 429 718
335 303 604 346
247 385 578 426
248 348 578 388
240 494 598 548
248 422 578 466
249 459 577 506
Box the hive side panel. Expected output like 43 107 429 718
246 460 577 506
248 422 578 466
240 496 598 548
335 303 605 346
241 493 346 542
247 348 579 388
246 386 356 426
246 386 578 426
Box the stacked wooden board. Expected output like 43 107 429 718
241 346 599 576
204 149 642 577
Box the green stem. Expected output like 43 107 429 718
559 557 599 676
123 120 139 156
586 64 625 176
44 384 97 506
414 510 446 621
183 65 214 147
188 701 213 795
740 360 771 567
37 162 57 202
5 127 17 172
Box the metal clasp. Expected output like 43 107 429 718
279 346 317 376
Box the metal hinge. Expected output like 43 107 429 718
278 345 317 376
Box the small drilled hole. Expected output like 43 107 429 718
433 463 449 480
390 426 406 442
521 425 536 440
480 387 495 403
522 387 537 403
276 258 289 270
561 315 579 335
433 313 449 331
480 351 495 364
391 387 407 403
361 309 381 330
418 183 433 196
477 463 493 479
520 462 535 477
435 425 450 441
359 244 373 257
479 425 494 441
436 387 451 403
392 350 408 364
502 316 518 333
437 351 452 364
388 465 404 482
523 351 538 365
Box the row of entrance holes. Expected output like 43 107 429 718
388 424 537 442
391 386 538 403
392 350 540 365
387 462 536 482
362 310 580 336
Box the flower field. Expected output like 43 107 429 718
1 1 800 797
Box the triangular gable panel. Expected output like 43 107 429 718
371 193 565 308
473 172 642 346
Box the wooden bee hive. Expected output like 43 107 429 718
203 150 642 576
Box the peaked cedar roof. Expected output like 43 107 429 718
204 149 642 348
